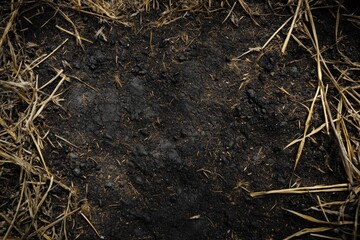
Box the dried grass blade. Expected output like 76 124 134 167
237 0 260 26
28 39 68 70
56 7 84 48
31 75 67 124
76 9 131 27
354 197 360 240
324 89 358 183
56 25 93 43
293 86 320 170
0 148 32 172
317 195 330 223
3 172 26 239
70 75 99 92
284 227 333 240
28 208 80 238
309 234 342 240
55 134 80 149
285 122 327 149
304 0 322 82
222 2 236 24
262 16 292 50
281 0 302 54
250 183 349 197
0 212 23 236
29 130 49 176
36 176 53 212
80 212 102 238
0 117 17 141
39 69 64 90
284 208 353 225
0 4 20 51
233 16 292 60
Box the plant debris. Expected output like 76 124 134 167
0 0 359 239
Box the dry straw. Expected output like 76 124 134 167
0 1 76 239
248 0 360 239
0 1 231 239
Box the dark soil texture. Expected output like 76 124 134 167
15 2 359 240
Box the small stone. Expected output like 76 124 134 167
80 162 87 170
68 152 78 160
134 144 148 156
220 154 228 163
103 132 113 140
119 39 129 47
180 128 189 137
258 73 266 82
159 139 174 150
232 105 242 117
135 176 143 185
178 54 187 62
105 181 113 189
73 167 81 177
89 56 96 65
279 121 288 127
131 66 140 75
264 62 274 72
139 128 150 137
138 69 148 75
133 227 145 237
167 149 182 164
94 49 105 62
247 89 255 99
226 140 234 150
277 175 286 184
289 66 299 78
151 151 161 159
95 165 101 171
73 60 81 69
129 77 144 95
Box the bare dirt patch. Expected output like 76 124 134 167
1 1 359 239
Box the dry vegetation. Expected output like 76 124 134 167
0 0 359 239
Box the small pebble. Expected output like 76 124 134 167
68 152 78 160
135 176 143 185
105 181 114 189
178 54 187 62
80 163 87 170
247 89 255 98
289 66 299 78
138 69 148 75
73 167 81 177
280 121 288 127
134 144 148 156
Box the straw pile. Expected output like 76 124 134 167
0 1 80 239
0 0 359 239
248 1 360 239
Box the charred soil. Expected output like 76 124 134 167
7 1 359 239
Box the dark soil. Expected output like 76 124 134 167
15 2 358 239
